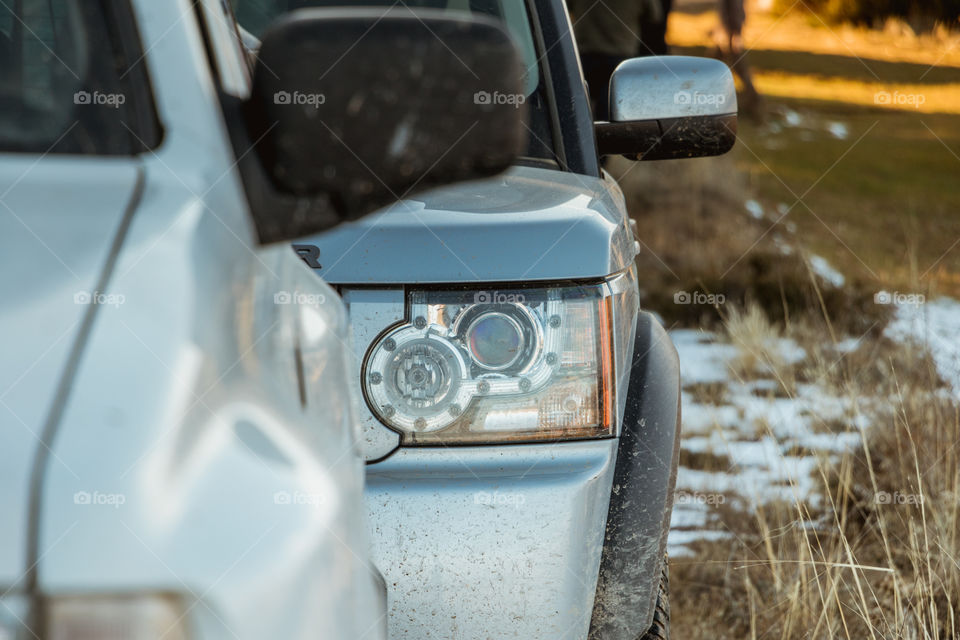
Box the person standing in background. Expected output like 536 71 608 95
714 0 763 118
568 0 664 120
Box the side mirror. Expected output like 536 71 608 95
595 56 737 161
235 8 526 245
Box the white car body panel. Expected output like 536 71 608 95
0 158 140 586
1 0 385 638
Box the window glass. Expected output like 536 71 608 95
0 0 153 154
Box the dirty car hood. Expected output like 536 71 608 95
304 165 636 284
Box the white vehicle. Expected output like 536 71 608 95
0 1 522 638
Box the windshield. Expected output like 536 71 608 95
231 0 557 162
0 0 154 154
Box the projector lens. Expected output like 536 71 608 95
467 312 524 370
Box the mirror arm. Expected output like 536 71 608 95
596 114 737 161
595 120 661 158
220 92 344 246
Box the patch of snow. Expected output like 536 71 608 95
793 431 862 453
775 237 794 255
784 109 802 127
672 330 738 384
677 459 819 507
827 122 849 139
668 529 733 558
809 255 845 287
667 329 873 550
680 403 742 435
778 338 807 365
884 297 960 394
745 199 765 219
833 336 863 353
670 503 710 529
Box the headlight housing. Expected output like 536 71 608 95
362 272 637 445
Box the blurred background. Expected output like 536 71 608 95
601 0 960 637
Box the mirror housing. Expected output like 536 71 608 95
595 56 737 161
235 8 527 245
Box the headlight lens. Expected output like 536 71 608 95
362 277 634 445
45 594 189 640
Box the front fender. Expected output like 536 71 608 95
589 312 681 639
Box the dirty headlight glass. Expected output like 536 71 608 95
362 278 633 445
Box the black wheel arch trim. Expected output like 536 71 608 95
589 311 681 639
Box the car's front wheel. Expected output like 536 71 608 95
638 559 670 640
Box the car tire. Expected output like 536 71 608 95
637 558 670 640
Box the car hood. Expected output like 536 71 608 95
304 165 637 284
0 157 141 588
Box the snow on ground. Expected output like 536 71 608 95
884 297 960 394
667 296 960 557
745 199 765 219
667 329 862 557
827 122 849 140
809 254 846 287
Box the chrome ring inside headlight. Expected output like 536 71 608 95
365 328 472 433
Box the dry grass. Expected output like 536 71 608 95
639 5 960 636
665 0 960 298
724 302 791 381
670 295 960 639
611 154 882 333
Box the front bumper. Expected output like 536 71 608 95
365 312 681 640
365 440 617 639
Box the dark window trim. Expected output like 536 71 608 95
192 0 224 87
524 0 566 171
531 0 599 177
103 0 164 152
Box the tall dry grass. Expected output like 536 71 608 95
673 298 960 639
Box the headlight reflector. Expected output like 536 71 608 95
363 280 630 445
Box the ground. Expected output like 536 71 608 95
621 2 960 637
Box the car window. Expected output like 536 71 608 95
0 0 158 155
230 0 557 162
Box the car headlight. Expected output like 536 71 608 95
362 272 637 445
44 594 190 640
